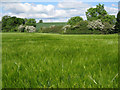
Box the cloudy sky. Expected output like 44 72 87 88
0 0 119 22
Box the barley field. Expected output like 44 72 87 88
2 33 118 88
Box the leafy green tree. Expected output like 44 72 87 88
103 15 116 24
72 21 88 30
25 18 36 27
103 22 115 34
2 15 11 31
86 4 116 25
115 11 120 33
67 16 83 26
86 4 107 21
2 15 25 32
87 19 104 31
39 20 43 23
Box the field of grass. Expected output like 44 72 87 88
36 22 67 31
2 33 118 88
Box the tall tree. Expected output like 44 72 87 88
86 4 116 24
67 16 83 26
103 15 116 24
2 15 25 32
39 20 43 23
115 11 120 33
25 18 36 27
86 4 107 21
2 15 11 31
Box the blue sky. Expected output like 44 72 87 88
0 0 119 22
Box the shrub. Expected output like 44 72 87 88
18 25 25 32
102 22 115 34
71 21 88 30
115 11 120 33
10 26 19 32
49 25 56 28
39 20 43 23
62 25 71 33
64 28 102 34
25 26 36 32
64 21 102 34
87 19 104 30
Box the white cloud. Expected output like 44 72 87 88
58 0 91 9
1 0 119 2
1 1 118 22
3 3 55 14
104 6 118 16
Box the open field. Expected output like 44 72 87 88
36 22 67 31
2 33 118 88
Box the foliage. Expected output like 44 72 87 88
67 16 83 26
103 15 116 24
102 22 115 34
62 25 71 33
39 20 43 23
2 15 25 32
86 4 116 25
64 28 102 34
18 25 25 32
2 33 118 88
86 4 107 21
72 21 88 30
115 11 120 33
25 18 36 27
25 26 36 32
87 19 104 31
10 26 19 32
18 25 36 32
64 21 102 34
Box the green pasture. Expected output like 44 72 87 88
36 22 67 31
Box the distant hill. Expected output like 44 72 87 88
36 22 67 31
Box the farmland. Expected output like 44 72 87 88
2 33 118 88
36 22 67 31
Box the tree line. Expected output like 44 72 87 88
1 3 120 34
66 4 119 34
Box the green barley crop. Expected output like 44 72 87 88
2 33 118 88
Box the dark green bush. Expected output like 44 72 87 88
64 28 102 34
115 11 120 33
10 26 19 32
64 21 102 34
102 22 115 34
2 15 25 32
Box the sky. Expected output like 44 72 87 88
0 0 119 22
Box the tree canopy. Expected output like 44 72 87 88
39 20 43 23
86 4 107 21
86 4 116 24
115 11 120 32
25 18 36 27
67 16 83 26
2 15 25 32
